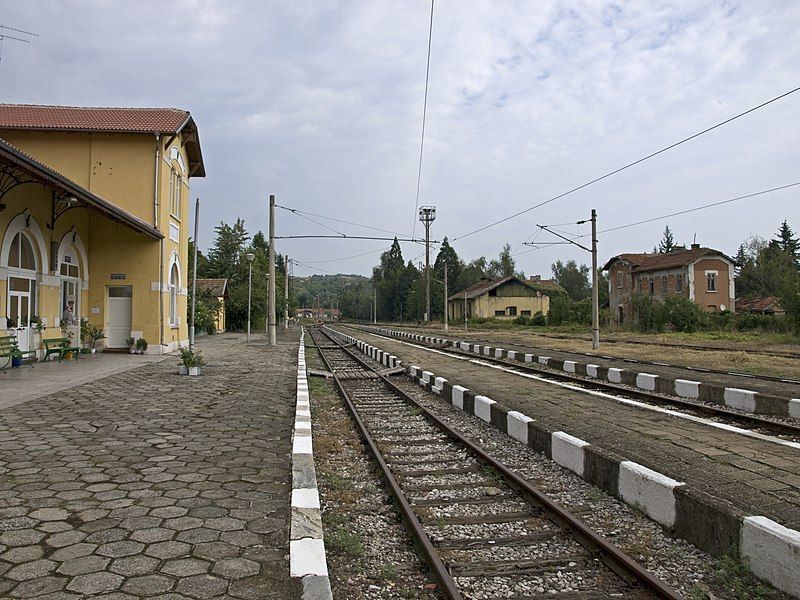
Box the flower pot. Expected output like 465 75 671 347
188 366 201 376
179 365 189 375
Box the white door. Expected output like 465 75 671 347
8 277 33 352
107 286 132 348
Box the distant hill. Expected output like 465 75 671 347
293 274 372 315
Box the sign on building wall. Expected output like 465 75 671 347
111 273 126 280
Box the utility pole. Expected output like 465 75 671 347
268 195 277 346
418 206 436 322
464 289 468 331
590 209 599 350
284 257 290 330
373 288 377 324
526 209 600 349
189 197 199 351
443 261 448 331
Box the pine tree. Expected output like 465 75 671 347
774 221 799 269
658 226 675 254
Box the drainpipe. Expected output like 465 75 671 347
154 133 164 350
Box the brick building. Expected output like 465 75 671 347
603 244 735 326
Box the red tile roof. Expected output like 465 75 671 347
194 279 229 298
735 296 784 314
0 104 190 133
603 248 734 273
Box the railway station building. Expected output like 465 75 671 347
603 245 736 326
0 104 205 355
448 275 550 321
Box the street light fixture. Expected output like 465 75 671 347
246 252 255 342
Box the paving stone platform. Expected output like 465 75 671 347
0 330 299 599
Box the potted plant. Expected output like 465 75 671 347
179 347 205 376
31 316 46 361
88 325 106 353
135 338 148 354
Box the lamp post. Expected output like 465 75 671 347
246 252 255 342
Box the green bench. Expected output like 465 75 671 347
43 337 81 362
0 334 37 371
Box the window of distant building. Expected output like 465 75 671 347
507 306 517 316
494 310 505 316
616 271 622 288
707 272 717 292
661 276 668 294
676 274 684 293
649 278 655 295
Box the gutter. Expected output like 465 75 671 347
155 133 164 349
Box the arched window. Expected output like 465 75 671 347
8 232 37 271
169 263 180 326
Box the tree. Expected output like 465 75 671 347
432 237 463 320
551 259 591 300
205 219 249 279
487 243 522 278
658 226 676 254
736 235 797 298
372 238 409 321
774 220 799 269
455 257 487 293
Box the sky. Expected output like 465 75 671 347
2 0 799 279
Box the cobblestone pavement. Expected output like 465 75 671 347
341 327 800 530
0 330 299 599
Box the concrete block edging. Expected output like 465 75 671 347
352 326 800 598
290 329 332 599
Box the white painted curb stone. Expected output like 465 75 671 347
551 431 589 476
741 516 800 597
618 461 684 528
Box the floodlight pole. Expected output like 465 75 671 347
373 288 377 324
418 206 436 322
464 289 468 331
268 195 277 346
189 197 199 351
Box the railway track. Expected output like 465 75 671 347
373 323 800 386
343 324 800 441
309 326 681 600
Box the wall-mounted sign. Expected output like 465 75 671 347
91 307 100 315
111 273 126 280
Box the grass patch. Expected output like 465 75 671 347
324 513 364 558
320 471 354 491
687 553 783 599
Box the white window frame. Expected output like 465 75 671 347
706 270 718 292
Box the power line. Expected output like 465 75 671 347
299 246 390 264
290 210 347 237
276 204 411 238
455 84 800 242
412 0 435 240
275 234 429 242
514 181 800 256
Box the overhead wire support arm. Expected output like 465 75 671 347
534 224 591 253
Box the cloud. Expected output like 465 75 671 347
2 0 799 276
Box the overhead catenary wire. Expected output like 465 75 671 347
276 204 412 239
411 0 436 240
455 84 800 242
513 180 800 257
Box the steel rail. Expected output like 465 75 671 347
367 322 800 385
310 329 464 600
313 326 682 600
345 324 800 439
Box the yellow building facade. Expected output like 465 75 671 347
448 276 550 321
0 105 204 355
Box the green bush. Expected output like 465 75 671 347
547 295 571 325
659 296 707 333
514 315 531 326
531 311 547 326
631 294 659 332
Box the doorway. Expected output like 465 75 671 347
107 286 132 348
